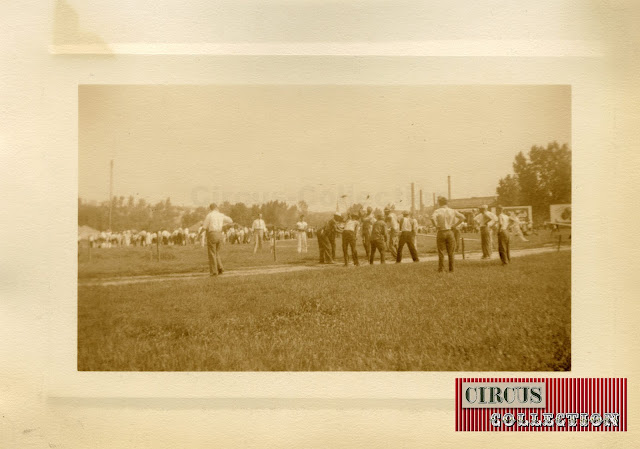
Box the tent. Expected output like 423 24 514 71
187 221 203 232
78 225 100 240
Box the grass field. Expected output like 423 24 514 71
77 228 571 279
78 250 571 371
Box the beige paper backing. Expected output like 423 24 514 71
1 1 639 446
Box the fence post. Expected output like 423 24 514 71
461 237 465 260
157 231 161 261
273 231 277 262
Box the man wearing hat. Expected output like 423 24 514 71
473 205 497 259
396 211 420 263
431 196 465 272
384 207 399 259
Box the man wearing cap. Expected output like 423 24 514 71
396 211 420 263
384 207 399 259
496 205 514 265
474 205 497 259
369 212 388 264
252 213 266 254
342 213 360 266
431 196 465 272
200 203 233 276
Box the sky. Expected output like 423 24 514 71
79 85 571 211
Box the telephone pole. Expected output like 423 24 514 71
109 159 113 230
410 182 415 215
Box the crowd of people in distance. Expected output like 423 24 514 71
85 228 199 248
83 221 317 250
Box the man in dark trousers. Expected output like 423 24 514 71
369 212 388 264
326 213 343 260
317 221 334 264
360 206 374 260
474 205 497 259
342 213 360 266
396 211 420 263
496 205 514 265
431 196 465 272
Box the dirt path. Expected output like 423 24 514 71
78 245 570 287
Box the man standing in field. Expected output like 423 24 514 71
431 196 465 272
369 212 388 264
317 219 336 264
496 205 514 265
201 203 233 276
326 213 343 260
384 207 399 259
474 205 497 259
342 213 360 266
252 213 266 254
296 214 308 253
360 206 375 260
396 211 420 263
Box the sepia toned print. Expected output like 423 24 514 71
78 84 571 371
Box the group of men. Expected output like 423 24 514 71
199 206 315 276
317 206 421 267
199 199 520 277
316 197 519 272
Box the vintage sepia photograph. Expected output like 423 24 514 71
78 84 571 371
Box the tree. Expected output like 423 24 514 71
496 141 571 222
297 200 309 216
496 174 521 206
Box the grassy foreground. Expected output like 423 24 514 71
78 251 570 371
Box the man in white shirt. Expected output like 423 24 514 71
396 211 419 263
342 213 360 266
360 207 375 260
474 205 497 259
384 207 399 259
431 197 466 272
296 215 308 253
496 205 514 265
251 213 266 254
201 203 233 276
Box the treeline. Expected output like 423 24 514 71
78 197 334 232
496 141 571 223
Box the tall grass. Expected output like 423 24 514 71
78 251 570 371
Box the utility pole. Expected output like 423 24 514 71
109 159 114 231
411 182 415 215
419 189 423 212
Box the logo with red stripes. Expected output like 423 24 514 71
455 378 627 431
